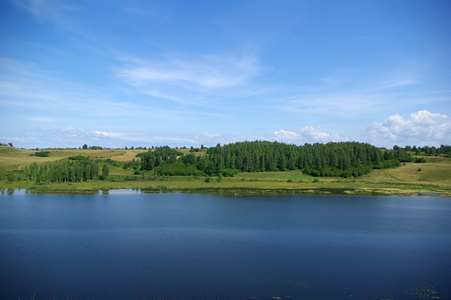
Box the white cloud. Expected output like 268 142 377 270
300 126 343 143
92 130 116 138
61 128 115 142
274 127 345 144
202 132 220 139
301 126 330 139
367 110 451 147
12 127 150 148
1 135 39 144
274 130 298 142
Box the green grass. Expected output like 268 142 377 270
236 170 313 182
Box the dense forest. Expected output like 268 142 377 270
137 141 427 178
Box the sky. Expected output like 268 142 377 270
1 0 450 149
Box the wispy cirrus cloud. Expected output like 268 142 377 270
0 57 200 123
114 53 264 104
369 63 422 91
11 0 76 20
272 92 389 125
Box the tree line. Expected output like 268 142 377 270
397 145 451 156
21 157 109 184
137 141 422 178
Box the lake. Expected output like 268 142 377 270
1 190 450 299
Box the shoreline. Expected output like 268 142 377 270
2 182 450 197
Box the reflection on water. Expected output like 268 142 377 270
1 191 450 299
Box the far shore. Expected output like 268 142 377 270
2 146 450 197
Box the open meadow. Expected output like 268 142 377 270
1 146 450 196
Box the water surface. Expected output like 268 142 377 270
1 190 450 299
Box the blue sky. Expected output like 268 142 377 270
1 0 450 149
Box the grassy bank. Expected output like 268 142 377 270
2 171 450 196
1 146 450 196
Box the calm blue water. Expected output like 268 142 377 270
1 190 450 300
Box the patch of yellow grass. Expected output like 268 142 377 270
0 147 59 170
360 159 451 188
0 147 147 170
